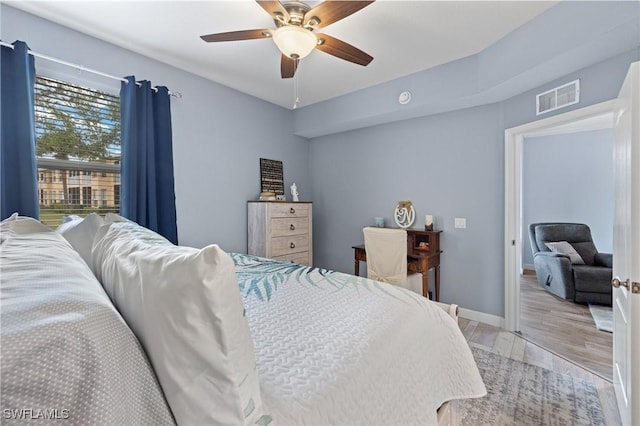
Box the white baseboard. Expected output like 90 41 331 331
459 307 505 329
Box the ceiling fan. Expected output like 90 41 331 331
200 1 375 79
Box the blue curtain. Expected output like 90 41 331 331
120 76 177 244
1 41 39 220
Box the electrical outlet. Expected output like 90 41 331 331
454 218 467 229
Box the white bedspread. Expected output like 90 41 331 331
232 254 486 426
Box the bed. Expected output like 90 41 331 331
0 214 485 425
233 253 485 425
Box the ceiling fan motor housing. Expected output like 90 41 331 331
276 1 312 27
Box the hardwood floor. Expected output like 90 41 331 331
458 317 620 425
519 272 613 381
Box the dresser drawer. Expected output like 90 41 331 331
270 217 309 237
270 234 309 257
269 203 310 218
273 252 310 266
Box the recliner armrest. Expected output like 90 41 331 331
534 251 573 275
595 252 613 268
534 251 570 260
533 251 575 299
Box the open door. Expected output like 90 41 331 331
612 61 640 425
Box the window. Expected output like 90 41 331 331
114 185 121 207
82 187 92 206
69 187 80 205
35 76 121 227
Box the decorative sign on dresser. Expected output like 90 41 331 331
259 158 285 196
248 201 313 266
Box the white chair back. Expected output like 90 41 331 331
363 227 408 285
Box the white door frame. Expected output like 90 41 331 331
504 100 616 332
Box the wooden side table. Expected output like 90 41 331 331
352 229 443 301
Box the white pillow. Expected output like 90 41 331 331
56 213 104 266
92 220 264 426
104 212 128 224
545 241 585 264
1 214 52 234
62 214 82 223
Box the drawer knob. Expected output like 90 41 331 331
290 242 296 249
290 207 296 214
290 224 295 230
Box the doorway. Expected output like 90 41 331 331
503 101 615 375
519 127 614 379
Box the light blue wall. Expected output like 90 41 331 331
522 129 614 267
1 5 311 253
308 49 638 317
309 104 503 313
501 49 639 130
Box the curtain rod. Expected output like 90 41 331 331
1 41 182 98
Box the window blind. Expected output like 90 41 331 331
35 76 121 228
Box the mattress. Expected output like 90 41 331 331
232 253 486 425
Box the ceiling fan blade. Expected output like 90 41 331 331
304 1 375 29
315 33 373 66
281 55 297 79
256 1 290 23
200 29 272 43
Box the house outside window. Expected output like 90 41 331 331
35 76 121 227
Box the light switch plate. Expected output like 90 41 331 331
454 218 467 229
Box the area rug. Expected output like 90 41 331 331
458 347 605 426
589 304 613 333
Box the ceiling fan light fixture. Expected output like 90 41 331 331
272 25 317 59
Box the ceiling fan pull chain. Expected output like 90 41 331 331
293 59 300 109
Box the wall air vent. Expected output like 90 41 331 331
536 79 580 115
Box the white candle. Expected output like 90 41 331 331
425 215 433 227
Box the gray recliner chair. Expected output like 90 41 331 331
529 223 612 305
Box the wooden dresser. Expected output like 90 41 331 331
247 201 313 266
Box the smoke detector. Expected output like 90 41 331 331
398 91 412 105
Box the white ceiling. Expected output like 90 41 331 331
8 0 558 109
